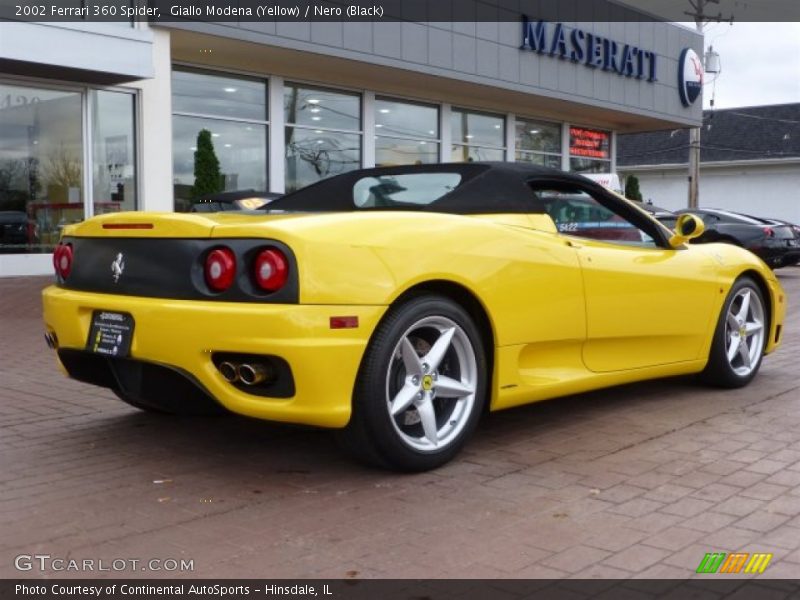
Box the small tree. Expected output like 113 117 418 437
191 129 223 198
624 174 643 201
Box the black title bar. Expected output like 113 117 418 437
3 579 800 600
1 0 799 23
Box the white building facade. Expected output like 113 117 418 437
1 6 704 276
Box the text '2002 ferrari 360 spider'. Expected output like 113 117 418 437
42 163 786 471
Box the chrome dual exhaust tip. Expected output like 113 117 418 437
218 361 270 386
218 361 238 383
237 363 269 386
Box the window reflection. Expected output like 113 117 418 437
570 157 613 173
171 69 268 211
284 83 361 192
516 151 562 169
285 128 360 193
92 91 137 215
451 109 504 164
0 84 83 253
377 138 439 166
451 145 504 162
284 84 360 130
516 119 561 153
172 69 266 121
375 98 438 140
173 116 267 212
451 109 504 147
375 97 439 167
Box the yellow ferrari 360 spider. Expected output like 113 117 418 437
42 163 786 471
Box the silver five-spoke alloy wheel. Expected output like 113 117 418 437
386 316 477 452
724 286 765 377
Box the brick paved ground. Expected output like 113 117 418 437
1 271 799 580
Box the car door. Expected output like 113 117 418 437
532 180 720 372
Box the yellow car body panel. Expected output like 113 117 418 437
45 202 785 427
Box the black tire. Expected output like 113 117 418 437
338 294 488 471
701 276 768 388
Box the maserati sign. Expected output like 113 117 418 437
520 17 659 83
679 48 704 107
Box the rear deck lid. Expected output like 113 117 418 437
67 211 307 239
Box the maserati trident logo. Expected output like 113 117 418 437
111 253 125 283
679 47 704 107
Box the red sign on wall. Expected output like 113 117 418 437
569 127 610 159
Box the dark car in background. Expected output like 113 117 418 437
0 211 38 253
639 203 678 229
675 208 800 269
746 216 800 267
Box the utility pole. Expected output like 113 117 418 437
683 0 731 209
687 110 701 208
684 1 714 208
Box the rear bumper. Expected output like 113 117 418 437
778 250 800 267
42 286 387 427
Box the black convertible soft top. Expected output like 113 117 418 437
264 162 610 215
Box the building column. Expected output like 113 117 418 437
268 76 285 194
505 113 515 162
610 130 618 174
561 122 571 172
440 104 452 163
137 27 174 211
82 86 94 218
362 90 376 168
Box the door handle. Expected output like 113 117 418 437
565 239 583 249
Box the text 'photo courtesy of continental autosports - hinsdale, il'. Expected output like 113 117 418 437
42 162 786 471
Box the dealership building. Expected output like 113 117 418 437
0 6 703 276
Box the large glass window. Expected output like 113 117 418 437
516 118 561 169
451 109 505 162
284 83 361 193
375 97 439 166
569 126 612 173
172 117 267 211
173 70 266 121
171 69 268 212
0 84 83 253
91 90 137 216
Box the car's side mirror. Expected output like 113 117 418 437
668 213 705 248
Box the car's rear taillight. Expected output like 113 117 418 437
53 243 73 279
253 248 288 292
764 227 774 237
204 247 236 292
